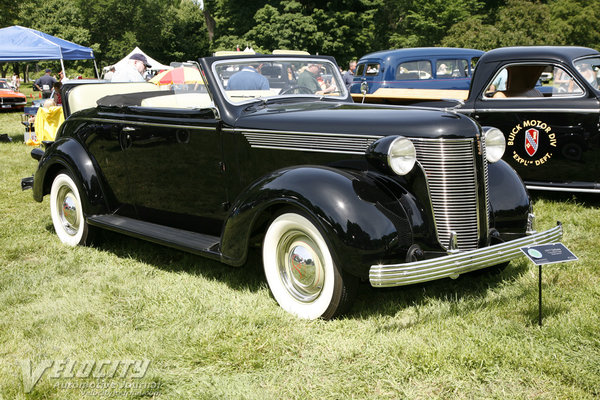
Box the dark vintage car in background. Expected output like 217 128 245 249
355 46 600 194
22 53 561 319
349 47 484 96
0 78 27 110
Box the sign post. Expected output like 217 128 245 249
521 243 577 326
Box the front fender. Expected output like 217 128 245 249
33 137 109 216
487 159 531 240
221 166 415 278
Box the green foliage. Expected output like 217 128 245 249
4 0 600 70
443 0 600 50
550 0 600 49
0 0 20 27
1 111 600 398
18 0 93 47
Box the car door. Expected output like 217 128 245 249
81 117 137 216
471 62 600 188
123 98 226 235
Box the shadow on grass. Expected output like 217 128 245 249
44 222 545 322
9 132 26 143
349 261 533 325
523 300 569 327
45 223 265 292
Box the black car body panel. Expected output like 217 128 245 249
23 53 562 318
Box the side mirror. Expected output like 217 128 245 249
360 81 368 95
360 81 368 104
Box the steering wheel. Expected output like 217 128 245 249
280 86 313 95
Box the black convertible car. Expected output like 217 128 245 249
22 53 561 319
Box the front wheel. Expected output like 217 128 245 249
50 171 93 246
262 212 357 319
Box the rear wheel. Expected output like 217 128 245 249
50 171 93 246
262 212 357 319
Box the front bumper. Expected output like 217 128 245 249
369 223 563 287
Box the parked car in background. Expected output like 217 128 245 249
356 46 600 194
349 47 484 96
0 78 27 110
22 53 561 319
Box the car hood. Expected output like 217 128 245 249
234 101 480 139
0 89 26 98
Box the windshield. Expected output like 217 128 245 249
574 57 600 91
0 81 9 89
212 57 346 104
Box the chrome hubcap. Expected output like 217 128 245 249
57 186 79 236
277 231 325 303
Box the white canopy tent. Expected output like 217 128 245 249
104 47 171 77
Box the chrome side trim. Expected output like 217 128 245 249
240 129 382 155
369 223 562 287
526 185 600 194
73 117 217 131
458 108 600 114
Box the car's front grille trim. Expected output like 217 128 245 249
411 138 480 251
1 97 25 104
241 130 382 155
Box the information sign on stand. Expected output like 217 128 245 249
521 243 578 326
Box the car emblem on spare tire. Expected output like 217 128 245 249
525 128 539 157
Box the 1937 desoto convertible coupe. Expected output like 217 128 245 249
22 54 562 319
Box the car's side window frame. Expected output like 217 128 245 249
365 63 380 76
435 58 469 79
355 63 365 77
395 60 432 80
481 62 587 101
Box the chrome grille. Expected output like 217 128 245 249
412 138 480 250
481 135 491 224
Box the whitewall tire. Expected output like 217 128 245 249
50 172 91 246
262 212 357 319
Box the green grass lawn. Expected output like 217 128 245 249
1 111 599 399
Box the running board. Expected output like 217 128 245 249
88 215 221 257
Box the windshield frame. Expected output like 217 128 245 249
210 56 348 106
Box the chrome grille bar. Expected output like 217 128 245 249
481 135 491 226
412 138 479 250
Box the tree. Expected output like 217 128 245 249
550 0 600 49
443 0 566 50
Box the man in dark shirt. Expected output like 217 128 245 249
343 60 357 89
34 69 58 99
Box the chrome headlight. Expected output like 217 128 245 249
388 137 416 175
484 127 506 163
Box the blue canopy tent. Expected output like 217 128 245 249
0 25 98 77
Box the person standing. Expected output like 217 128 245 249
34 69 57 98
11 73 20 91
51 82 63 105
111 54 151 83
227 64 270 90
103 66 116 81
298 64 325 93
297 63 336 94
342 60 357 89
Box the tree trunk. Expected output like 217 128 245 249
204 9 215 42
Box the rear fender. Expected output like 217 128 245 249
33 137 109 216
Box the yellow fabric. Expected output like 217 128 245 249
28 106 65 145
